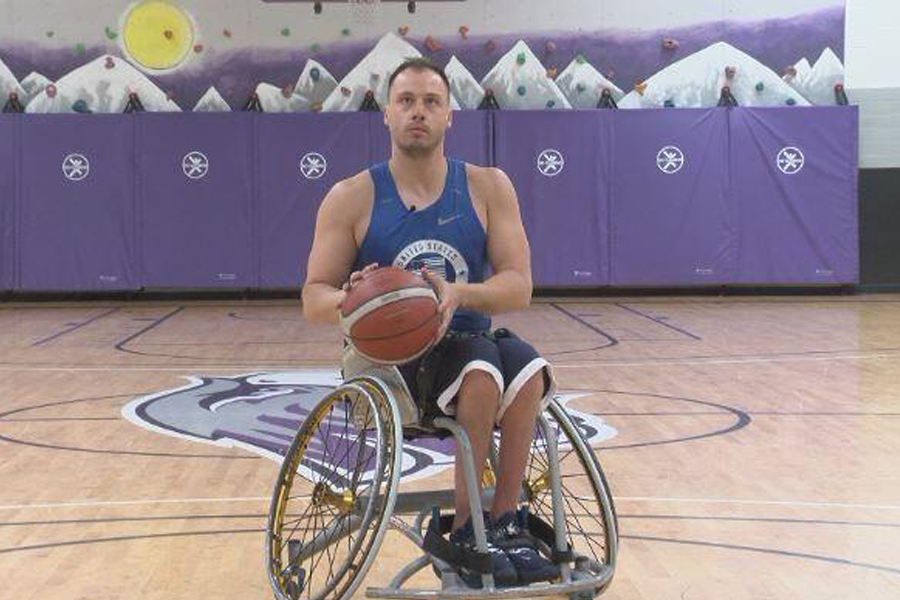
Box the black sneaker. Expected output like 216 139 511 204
489 510 560 585
448 517 519 588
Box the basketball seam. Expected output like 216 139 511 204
348 309 441 342
340 286 437 333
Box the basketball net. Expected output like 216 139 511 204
348 0 380 26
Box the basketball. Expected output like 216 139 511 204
340 266 441 364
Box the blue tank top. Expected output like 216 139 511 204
355 158 491 332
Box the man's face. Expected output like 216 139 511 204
384 68 452 156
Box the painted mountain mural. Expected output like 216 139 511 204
0 6 845 113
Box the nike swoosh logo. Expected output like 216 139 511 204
438 214 461 226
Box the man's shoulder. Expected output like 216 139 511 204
464 163 508 185
331 169 374 200
465 164 514 198
321 169 374 213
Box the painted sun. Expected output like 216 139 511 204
121 1 195 72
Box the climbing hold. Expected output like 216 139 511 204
725 66 736 80
546 67 557 79
46 30 54 38
786 98 796 106
341 27 351 37
164 29 174 40
75 43 86 55
783 65 797 78
223 29 232 38
662 38 679 50
193 44 204 53
546 100 556 108
105 56 115 69
425 36 442 52
105 26 118 41
575 54 586 65
459 25 469 39
398 26 409 36
755 82 765 92
46 84 57 98
310 43 321 52
516 52 526 66
311 100 323 112
485 39 496 52
72 99 91 113
282 85 293 98
545 41 557 53
664 99 675 108
281 27 291 37
635 81 648 96
575 82 586 93
310 67 321 82
341 86 352 97
517 85 526 96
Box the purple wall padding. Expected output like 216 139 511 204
18 115 137 291
257 112 371 288
611 109 734 285
731 107 859 284
138 113 254 287
370 110 490 166
493 111 610 286
0 117 15 291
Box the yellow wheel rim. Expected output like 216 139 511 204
122 1 194 71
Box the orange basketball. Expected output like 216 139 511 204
340 266 441 365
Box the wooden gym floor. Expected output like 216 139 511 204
1 295 899 600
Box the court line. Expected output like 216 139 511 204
2 349 898 373
615 302 702 340
2 496 899 512
31 307 120 346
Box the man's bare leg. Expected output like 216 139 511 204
452 369 500 530
492 371 544 519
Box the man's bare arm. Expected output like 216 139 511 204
453 167 533 314
301 179 366 323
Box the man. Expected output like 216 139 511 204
301 57 558 587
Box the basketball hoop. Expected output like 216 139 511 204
349 0 380 26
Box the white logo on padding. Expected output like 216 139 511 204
182 151 209 179
777 147 804 174
300 152 327 179
62 153 90 181
657 146 685 174
537 149 564 177
394 239 469 283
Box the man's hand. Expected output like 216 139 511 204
337 263 379 312
421 269 459 339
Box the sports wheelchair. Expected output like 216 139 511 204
266 351 618 600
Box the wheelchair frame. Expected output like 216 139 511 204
266 366 618 600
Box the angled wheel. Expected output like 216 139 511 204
266 378 402 600
524 398 618 587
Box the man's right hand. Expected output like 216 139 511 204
337 263 379 311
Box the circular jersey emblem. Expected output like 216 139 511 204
393 239 470 283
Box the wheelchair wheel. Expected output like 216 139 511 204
266 378 402 600
523 398 618 584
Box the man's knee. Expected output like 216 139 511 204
517 370 545 406
457 369 501 414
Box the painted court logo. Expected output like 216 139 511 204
122 371 617 482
